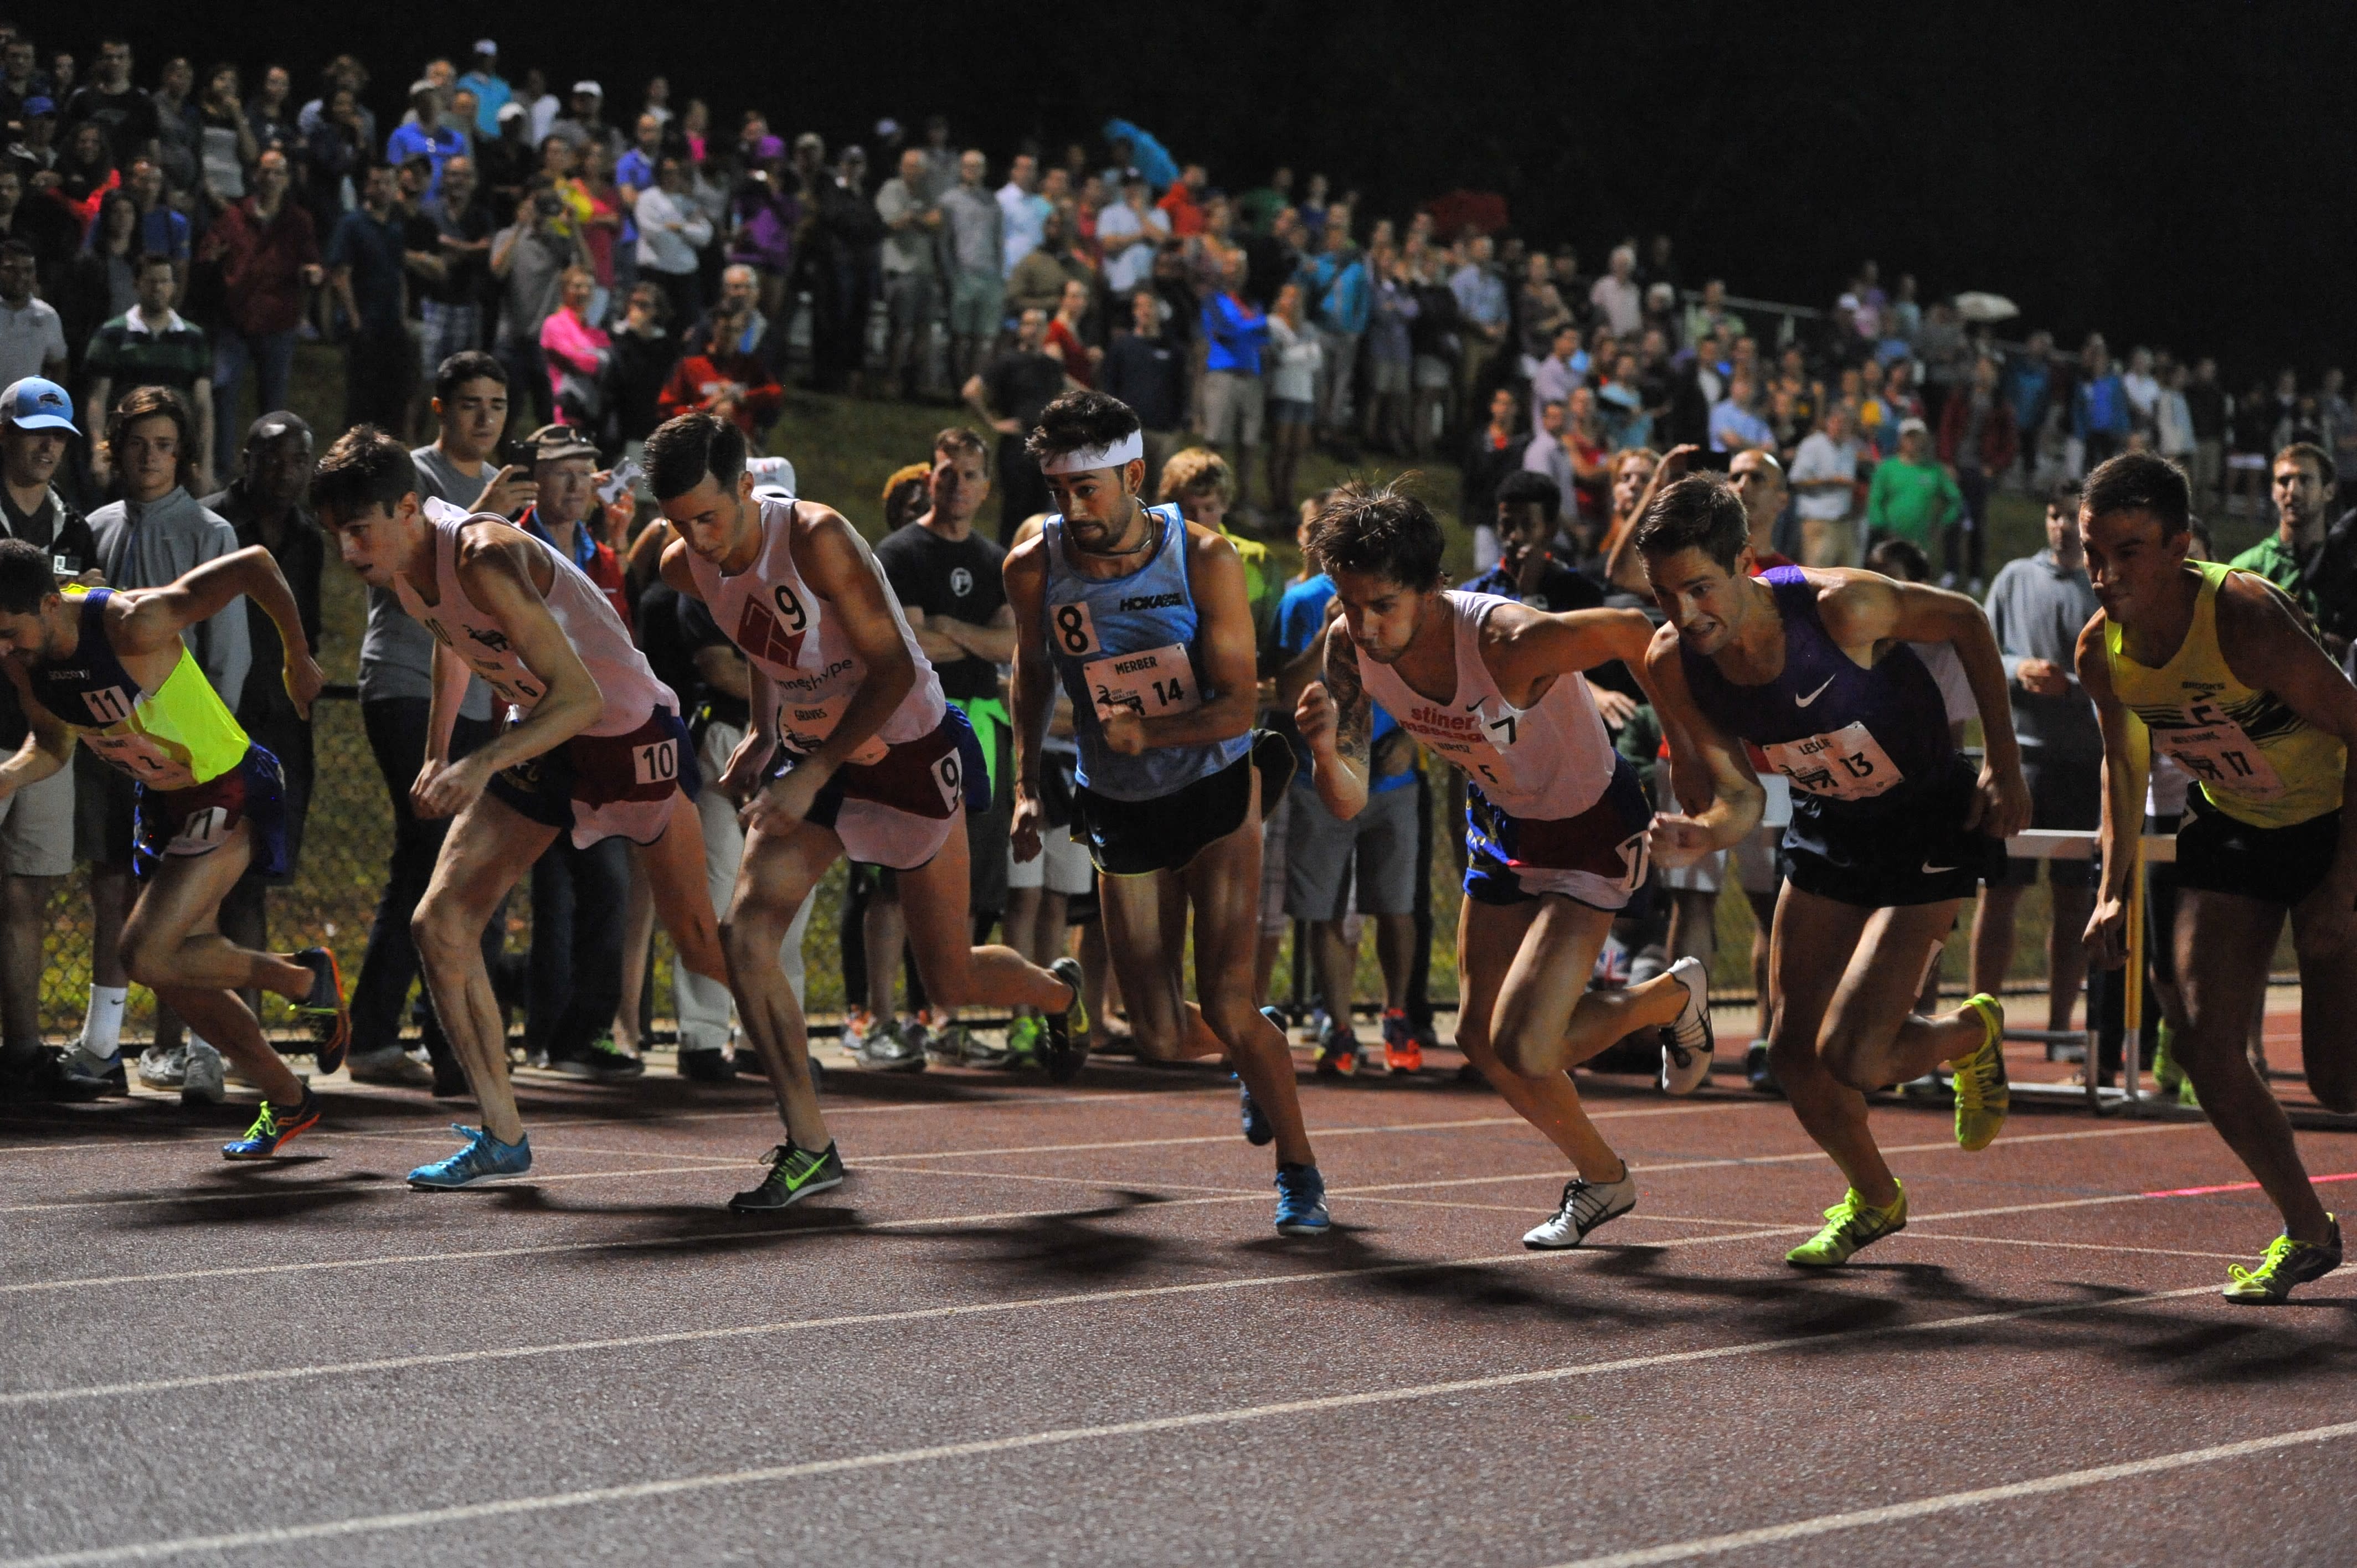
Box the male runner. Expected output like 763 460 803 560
647 411 1083 1211
0 538 346 1146
312 425 729 1190
1003 389 1329 1236
1639 473 2030 1266
1296 482 1716 1247
2078 451 2353 1301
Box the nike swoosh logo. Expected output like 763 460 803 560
1465 701 1483 712
1922 861 1958 874
1795 676 1836 708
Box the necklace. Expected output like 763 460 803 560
1070 508 1159 560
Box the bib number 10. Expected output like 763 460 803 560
633 739 679 785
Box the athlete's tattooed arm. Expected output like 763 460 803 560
1299 618 1373 821
1641 620 1765 863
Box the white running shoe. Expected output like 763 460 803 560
1658 956 1714 1096
1523 1168 1637 1249
181 1040 226 1105
137 1043 187 1090
852 1015 927 1073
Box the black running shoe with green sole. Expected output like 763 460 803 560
1040 956 1089 1082
729 1141 846 1211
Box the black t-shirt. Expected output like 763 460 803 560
643 581 753 729
982 349 1066 435
873 519 1007 702
64 84 161 168
0 488 95 745
399 206 440 317
424 198 493 307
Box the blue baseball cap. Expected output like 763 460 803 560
1 377 77 433
20 96 52 118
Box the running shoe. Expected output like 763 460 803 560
1314 1019 1358 1078
137 1043 187 1090
1000 1013 1044 1069
923 1016 974 1068
290 947 351 1075
60 1045 128 1097
181 1039 226 1106
348 1046 436 1087
1745 1040 1782 1096
548 1034 646 1082
0 1046 109 1103
1658 956 1714 1096
407 1124 533 1189
1039 956 1089 1082
1274 1161 1330 1236
729 1140 846 1211
677 1048 738 1083
1952 993 2009 1153
2150 1023 2185 1100
2222 1216 2343 1303
220 1090 321 1159
850 1015 927 1073
1785 1183 1908 1267
1239 1007 1287 1146
1523 1167 1638 1249
1381 1007 1422 1074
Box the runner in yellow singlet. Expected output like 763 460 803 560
2078 453 2357 1303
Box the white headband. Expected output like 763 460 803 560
1037 431 1143 475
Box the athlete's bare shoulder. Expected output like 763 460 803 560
452 517 543 596
1182 516 1241 568
1002 524 1049 585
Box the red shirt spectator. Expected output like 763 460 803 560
1156 167 1206 238
657 322 783 436
203 166 320 337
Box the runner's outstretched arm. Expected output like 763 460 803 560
0 659 73 795
116 544 325 718
2076 611 2149 969
1643 622 1767 863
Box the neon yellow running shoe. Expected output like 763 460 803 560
2222 1216 2342 1304
1785 1183 1908 1267
1951 993 2009 1152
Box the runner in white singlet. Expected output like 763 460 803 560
1295 482 1743 1251
316 426 730 1192
649 412 1083 1212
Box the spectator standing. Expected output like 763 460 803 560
2073 335 2130 470
940 149 1003 388
1588 244 1641 337
328 162 411 432
2154 361 2198 478
1263 279 1322 520
83 386 249 1092
200 150 320 478
63 38 159 169
549 81 621 164
657 291 781 439
1863 415 1961 553
1044 276 1098 387
0 378 90 1081
1006 207 1088 319
490 178 580 426
1519 398 1573 538
244 66 297 163
299 86 366 239
1156 163 1207 236
1707 370 1773 454
1202 251 1270 515
2183 355 2228 509
997 151 1048 277
85 252 214 494
1972 480 2103 1038
725 137 795 321
632 153 712 329
876 147 944 400
385 80 464 192
1461 384 1524 565
2227 442 2337 623
456 42 509 135
538 265 610 429
203 413 323 1035
607 281 680 460
1361 246 1417 453
1449 233 1509 406
1100 286 1186 479
194 65 256 204
1936 354 2018 591
1092 171 1164 296
417 154 492 369
961 305 1066 544
120 157 189 285
0 240 65 387
1528 322 1583 421
1789 401 1864 567
1305 208 1367 441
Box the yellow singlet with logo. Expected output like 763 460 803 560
34 584 250 791
2103 560 2344 829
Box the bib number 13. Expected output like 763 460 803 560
633 739 679 786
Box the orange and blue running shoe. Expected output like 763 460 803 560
221 1090 321 1159
291 947 350 1075
1381 1008 1423 1074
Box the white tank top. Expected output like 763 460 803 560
394 498 676 738
1359 590 1618 820
682 494 944 758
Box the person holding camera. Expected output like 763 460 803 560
490 176 584 427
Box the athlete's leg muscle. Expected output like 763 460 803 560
1489 895 1686 1078
898 818 1071 1013
413 791 555 1144
1182 804 1315 1167
2288 876 2357 1113
1455 895 1625 1180
1766 885 1900 1207
126 826 304 1105
725 817 837 1149
1816 898 1983 1091
638 788 728 983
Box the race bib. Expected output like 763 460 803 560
631 737 680 786
1758 721 1904 801
166 804 234 857
81 685 135 725
83 731 197 790
1084 643 1201 720
933 746 964 812
2152 712 2287 801
1049 600 1102 657
1399 709 1511 790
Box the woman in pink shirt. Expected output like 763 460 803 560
539 266 611 427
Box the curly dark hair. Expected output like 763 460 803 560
1025 389 1140 468
1303 478 1446 591
1633 473 1749 572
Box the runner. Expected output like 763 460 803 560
311 425 730 1191
1003 389 1329 1236
2078 451 2353 1302
0 537 347 1146
1638 472 2030 1266
1295 481 1718 1248
647 410 1084 1212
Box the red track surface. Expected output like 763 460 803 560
4 1014 2352 1566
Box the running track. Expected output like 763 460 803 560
4 1011 2352 1567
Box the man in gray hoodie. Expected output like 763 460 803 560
78 386 250 1098
1972 478 2102 1034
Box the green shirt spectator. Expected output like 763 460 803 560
1865 419 1962 549
2226 532 2317 617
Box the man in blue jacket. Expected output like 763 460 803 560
1303 209 1367 442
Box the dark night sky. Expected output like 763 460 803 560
121 1 2350 387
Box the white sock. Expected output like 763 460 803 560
80 987 128 1057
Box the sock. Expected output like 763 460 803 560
80 987 128 1057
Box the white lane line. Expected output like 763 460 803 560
0 1161 769 1215
0 1282 2236 1567
1539 1419 2357 1568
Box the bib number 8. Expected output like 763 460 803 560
1053 601 1100 656
634 739 679 785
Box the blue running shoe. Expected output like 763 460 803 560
407 1124 532 1189
1274 1162 1330 1236
1237 1007 1284 1146
221 1090 321 1159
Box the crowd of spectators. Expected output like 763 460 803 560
10 25 2357 1096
